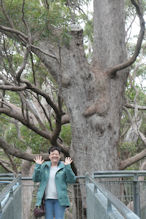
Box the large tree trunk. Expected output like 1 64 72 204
60 0 128 174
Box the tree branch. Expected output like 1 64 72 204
138 130 146 145
123 106 133 123
0 0 15 28
19 92 47 130
119 149 146 169
51 95 63 144
107 0 145 76
0 104 52 140
0 24 58 61
0 80 60 118
16 47 30 82
0 24 28 42
125 103 146 110
51 116 62 145
0 84 27 91
4 150 18 173
0 137 49 161
0 159 13 173
36 94 53 130
22 79 60 116
0 137 70 162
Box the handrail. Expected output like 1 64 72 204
86 174 140 219
94 170 146 176
0 173 14 177
0 176 21 205
18 175 86 180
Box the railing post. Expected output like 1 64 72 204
85 173 90 219
133 174 140 217
107 198 112 218
93 184 97 219
0 203 2 217
9 187 13 198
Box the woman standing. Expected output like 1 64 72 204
33 146 76 219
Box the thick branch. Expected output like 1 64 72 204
0 84 27 91
0 24 28 42
51 96 63 144
61 114 70 124
119 149 146 169
0 137 49 161
0 81 60 117
107 0 145 76
0 106 52 140
0 137 70 162
51 117 62 145
31 44 57 60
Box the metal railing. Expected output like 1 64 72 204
0 171 146 219
86 174 140 219
0 175 21 219
93 170 146 217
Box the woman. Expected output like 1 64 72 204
33 146 76 219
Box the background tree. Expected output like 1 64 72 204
0 0 145 177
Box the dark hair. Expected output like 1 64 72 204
48 146 61 154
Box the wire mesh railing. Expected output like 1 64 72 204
0 174 21 219
93 170 146 218
86 174 140 219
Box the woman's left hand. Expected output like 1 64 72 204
64 157 72 165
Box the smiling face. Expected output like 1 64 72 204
49 150 61 166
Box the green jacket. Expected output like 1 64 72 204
32 161 76 207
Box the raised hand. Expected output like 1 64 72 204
34 155 44 164
64 157 72 165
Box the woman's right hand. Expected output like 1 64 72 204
34 155 44 164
